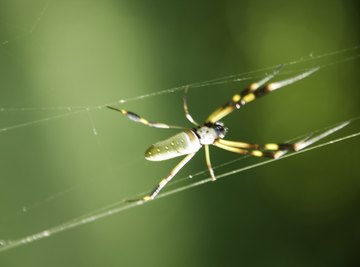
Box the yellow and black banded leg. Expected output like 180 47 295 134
214 140 300 159
136 153 196 202
183 86 199 126
214 141 272 158
206 67 319 123
254 121 350 157
107 106 185 129
204 145 216 181
216 139 296 159
214 121 349 159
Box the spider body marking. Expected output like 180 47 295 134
145 122 227 161
144 130 201 161
107 66 347 202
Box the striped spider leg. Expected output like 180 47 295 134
106 106 185 129
206 66 319 123
213 119 349 159
107 92 200 202
108 66 346 202
203 66 321 179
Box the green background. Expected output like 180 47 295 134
0 0 359 266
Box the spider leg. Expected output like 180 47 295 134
290 120 350 151
218 139 294 153
128 153 196 202
204 145 216 181
107 106 185 129
214 141 280 158
215 139 297 159
206 67 319 123
214 120 349 159
183 86 199 126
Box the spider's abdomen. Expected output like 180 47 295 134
145 130 201 161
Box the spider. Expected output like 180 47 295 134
108 66 347 202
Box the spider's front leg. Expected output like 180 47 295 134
206 67 319 123
214 120 349 159
214 139 295 159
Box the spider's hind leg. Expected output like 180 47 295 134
107 106 185 129
127 153 196 202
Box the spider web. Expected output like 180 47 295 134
0 118 359 252
0 0 360 254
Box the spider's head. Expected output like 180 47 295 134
213 121 228 139
196 121 228 145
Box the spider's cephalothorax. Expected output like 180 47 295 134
107 66 347 202
196 122 228 145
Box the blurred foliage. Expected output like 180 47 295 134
0 0 359 266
